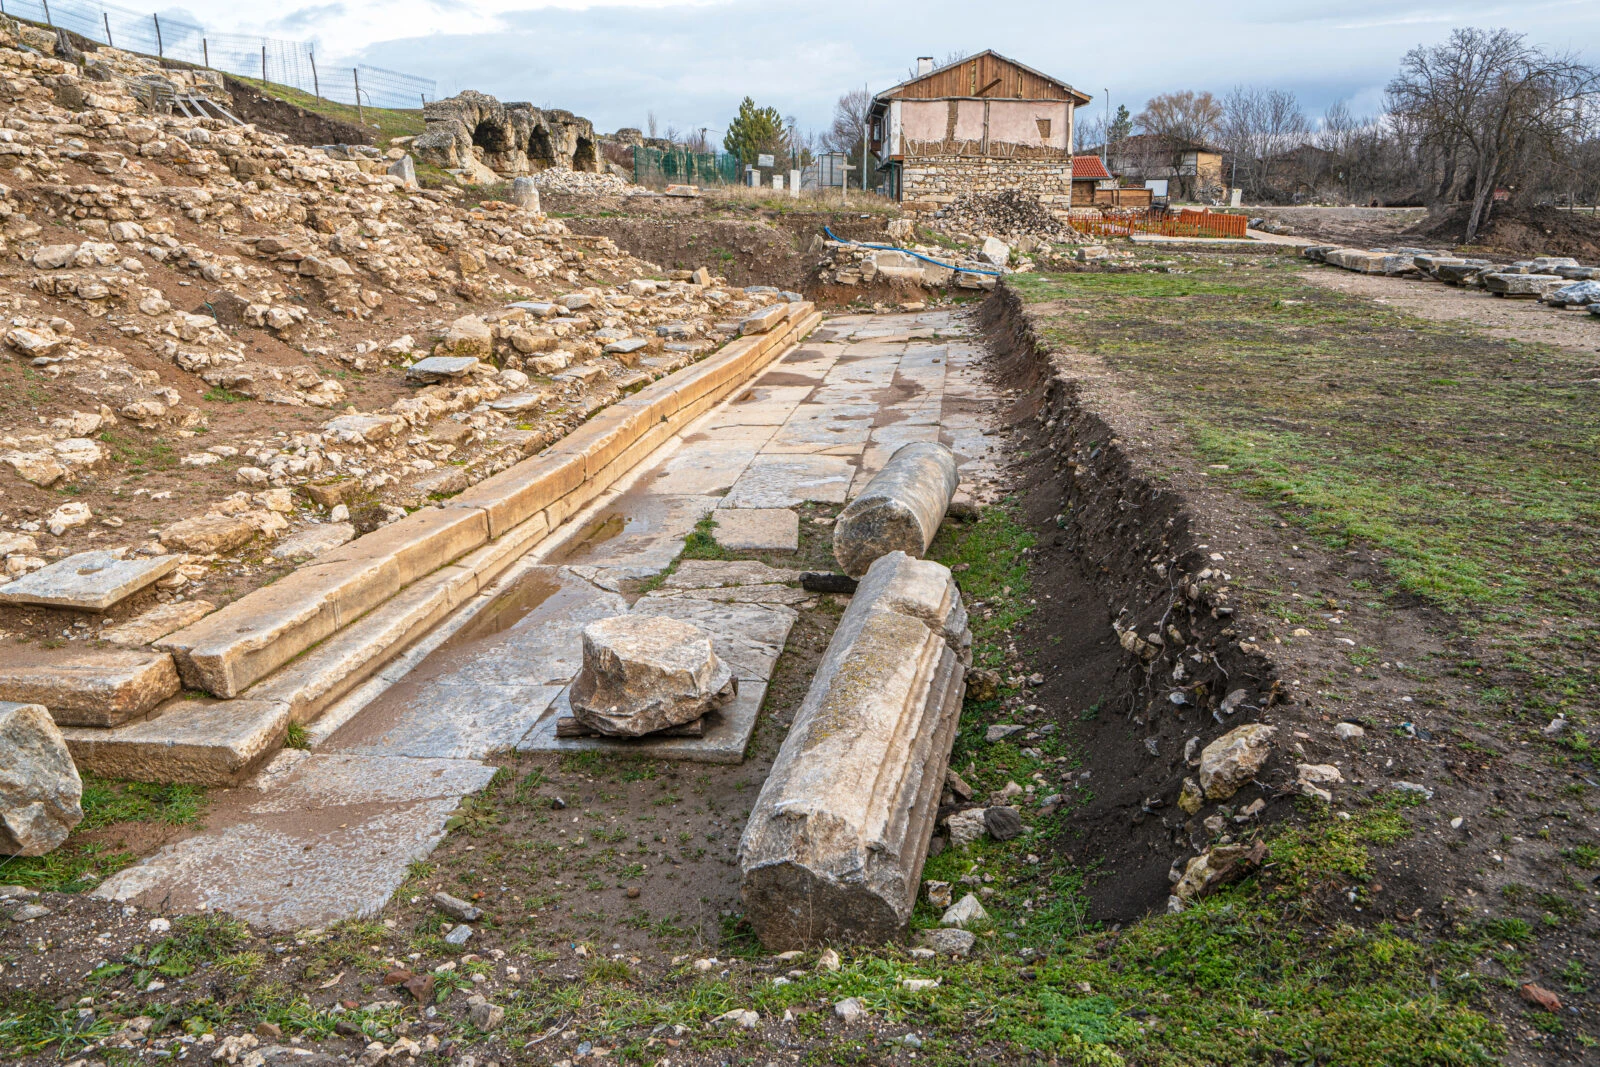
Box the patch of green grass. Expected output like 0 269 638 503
1014 260 1600 720
0 776 207 892
680 514 731 561
227 75 425 145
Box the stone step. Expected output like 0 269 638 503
0 649 179 727
62 696 289 787
66 315 822 785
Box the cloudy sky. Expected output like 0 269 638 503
116 0 1600 138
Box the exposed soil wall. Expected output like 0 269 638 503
980 285 1284 920
559 205 893 295
219 74 375 146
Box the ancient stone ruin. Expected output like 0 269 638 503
413 90 601 181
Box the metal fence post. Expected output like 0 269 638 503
354 68 363 125
310 52 319 99
202 39 208 68
153 14 162 58
261 45 267 86
41 0 51 27
103 12 112 47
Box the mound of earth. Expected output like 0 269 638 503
1405 202 1600 259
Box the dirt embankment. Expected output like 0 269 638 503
981 287 1283 918
554 198 894 294
219 74 374 146
983 282 1600 1055
1406 202 1600 260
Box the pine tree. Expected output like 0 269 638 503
723 97 786 165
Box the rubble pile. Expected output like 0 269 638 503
926 190 1086 244
1305 246 1600 315
0 16 791 646
530 169 632 197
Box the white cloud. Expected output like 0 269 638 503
79 0 1600 136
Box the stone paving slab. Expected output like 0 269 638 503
548 493 720 588
710 508 799 551
721 454 856 508
92 750 496 930
0 550 180 611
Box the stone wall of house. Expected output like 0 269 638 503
899 156 1075 212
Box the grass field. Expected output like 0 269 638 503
228 76 426 145
1013 260 1599 724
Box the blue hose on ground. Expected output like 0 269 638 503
823 226 1004 277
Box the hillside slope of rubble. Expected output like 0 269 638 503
0 17 789 646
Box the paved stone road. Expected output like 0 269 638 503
92 310 1003 930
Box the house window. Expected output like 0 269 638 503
1036 118 1051 140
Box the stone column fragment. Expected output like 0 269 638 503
833 443 959 578
739 552 970 948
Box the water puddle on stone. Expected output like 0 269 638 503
439 568 563 650
544 511 630 563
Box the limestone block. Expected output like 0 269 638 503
570 615 736 737
450 450 586 539
1483 273 1565 297
159 513 259 554
387 154 418 188
406 355 481 381
442 315 493 359
0 549 180 611
62 697 288 787
102 600 215 648
833 443 958 578
739 552 970 948
0 702 83 857
509 177 541 213
980 237 1010 268
1198 723 1276 800
740 304 788 336
0 649 179 727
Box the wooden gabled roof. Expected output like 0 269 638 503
874 50 1091 105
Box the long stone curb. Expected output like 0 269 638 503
64 304 822 785
738 551 971 949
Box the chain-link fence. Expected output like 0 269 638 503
633 145 739 188
0 0 435 109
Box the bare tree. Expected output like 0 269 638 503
1387 27 1600 239
1135 90 1223 146
1221 86 1308 197
646 111 658 139
823 88 871 156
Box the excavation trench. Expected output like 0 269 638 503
976 286 1283 922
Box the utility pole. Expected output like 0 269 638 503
1102 89 1109 165
859 81 868 195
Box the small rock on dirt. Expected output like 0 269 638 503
984 806 1024 841
945 808 987 847
1199 723 1276 800
431 891 482 922
941 893 988 928
916 928 976 956
834 997 866 1022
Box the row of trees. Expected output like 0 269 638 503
1074 28 1600 238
